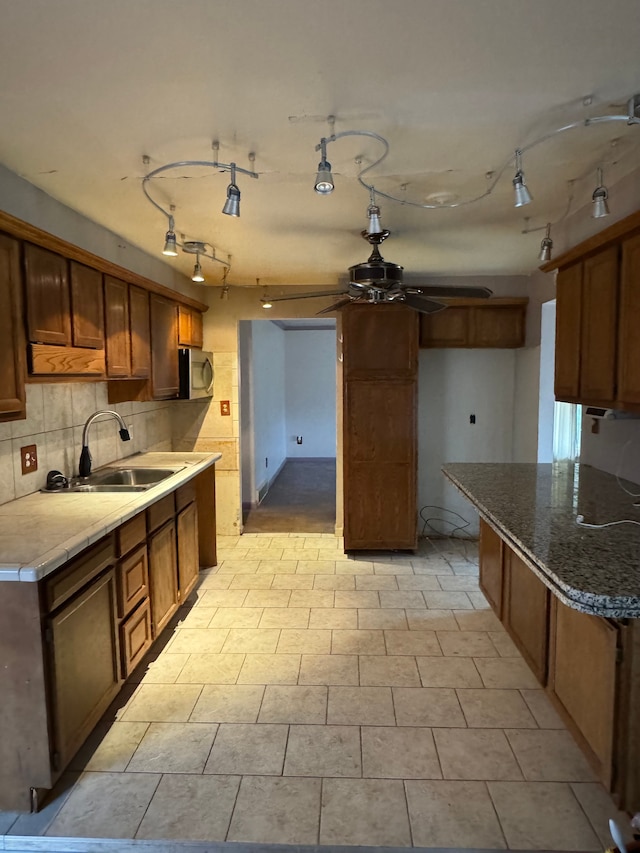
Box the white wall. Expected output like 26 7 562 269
418 349 516 537
285 330 336 459
250 321 287 497
580 418 640 486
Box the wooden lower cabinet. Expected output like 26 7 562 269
177 500 199 601
148 519 179 637
478 519 503 617
548 597 619 787
503 547 549 684
120 599 152 677
46 568 120 772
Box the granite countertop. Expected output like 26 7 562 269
0 451 221 583
443 462 640 619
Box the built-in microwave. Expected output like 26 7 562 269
178 348 214 400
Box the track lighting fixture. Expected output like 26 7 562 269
180 240 229 284
366 189 383 234
314 139 334 195
191 255 205 283
142 144 257 274
539 223 553 262
592 167 610 218
513 150 533 208
258 279 272 309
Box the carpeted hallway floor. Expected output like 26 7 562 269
243 459 336 534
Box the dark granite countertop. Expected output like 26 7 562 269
443 462 640 618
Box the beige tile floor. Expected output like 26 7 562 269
2 533 634 850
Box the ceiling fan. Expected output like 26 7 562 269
265 227 492 314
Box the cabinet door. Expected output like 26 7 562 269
177 501 199 601
419 307 469 347
70 261 104 349
0 234 26 420
129 285 151 379
104 276 131 377
479 519 503 617
148 519 179 637
580 247 618 404
555 262 582 401
150 294 179 399
617 233 640 405
24 243 71 345
549 597 618 787
46 568 120 771
178 306 203 348
503 547 549 684
471 305 525 348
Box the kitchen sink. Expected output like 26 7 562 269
45 466 184 493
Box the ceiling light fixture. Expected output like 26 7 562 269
539 223 553 262
181 240 227 284
142 142 257 275
259 279 272 309
191 255 205 283
513 149 533 208
366 188 383 234
314 138 334 195
591 167 610 218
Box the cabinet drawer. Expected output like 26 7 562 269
45 536 115 613
116 512 147 557
147 494 176 533
120 599 152 678
117 544 149 619
175 480 196 513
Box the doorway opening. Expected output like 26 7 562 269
238 318 337 533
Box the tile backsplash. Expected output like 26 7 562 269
0 382 173 505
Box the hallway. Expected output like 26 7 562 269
0 534 629 850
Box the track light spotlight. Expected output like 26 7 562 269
222 164 241 217
191 256 205 282
366 190 383 234
539 223 553 262
592 168 610 219
513 150 532 207
314 139 334 194
162 217 178 256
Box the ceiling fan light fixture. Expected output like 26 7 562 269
366 203 383 234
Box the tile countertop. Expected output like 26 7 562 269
0 451 221 583
443 462 640 619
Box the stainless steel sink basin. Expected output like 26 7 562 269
47 466 185 493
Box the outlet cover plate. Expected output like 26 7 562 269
21 444 38 475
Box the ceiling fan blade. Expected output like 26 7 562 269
268 289 348 303
401 293 447 315
316 296 354 315
407 284 493 299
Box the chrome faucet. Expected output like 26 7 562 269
79 410 131 477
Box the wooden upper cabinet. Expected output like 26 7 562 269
129 286 151 379
580 247 618 404
178 305 203 349
0 234 26 421
70 261 104 349
343 303 418 378
104 276 131 377
150 294 179 399
419 299 527 348
23 243 71 345
617 233 640 405
554 262 582 401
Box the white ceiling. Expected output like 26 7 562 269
1 0 639 288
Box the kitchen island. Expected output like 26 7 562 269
0 451 220 811
443 462 640 814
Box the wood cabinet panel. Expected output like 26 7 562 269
45 537 115 613
24 243 71 346
343 303 418 377
617 233 640 405
580 247 618 403
472 305 525 347
177 501 199 601
503 547 549 684
479 519 503 617
120 599 152 678
129 285 151 379
147 493 175 534
46 568 120 771
104 276 131 377
70 261 104 349
549 597 618 786
116 511 147 558
420 307 469 347
148 520 179 637
419 300 527 348
178 305 204 348
117 545 149 619
554 262 582 400
0 233 26 420
150 294 179 399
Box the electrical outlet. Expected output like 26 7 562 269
20 444 38 475
220 400 231 416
